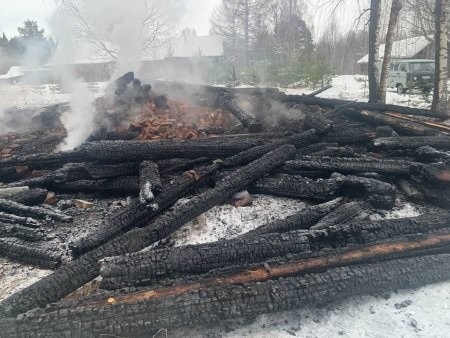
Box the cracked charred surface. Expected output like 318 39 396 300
2 254 450 337
0 145 296 317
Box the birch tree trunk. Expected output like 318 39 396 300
432 0 449 114
368 0 382 103
378 0 403 103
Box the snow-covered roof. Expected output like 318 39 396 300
357 35 434 64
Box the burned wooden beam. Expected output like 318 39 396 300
4 253 450 336
310 202 369 230
341 108 437 136
0 199 71 222
99 211 450 289
374 135 450 151
284 156 415 176
161 157 210 175
222 97 263 132
0 151 83 170
323 130 377 145
0 212 41 228
8 188 48 206
0 145 297 318
310 146 361 158
139 161 162 204
252 173 396 209
78 137 268 162
0 238 61 269
307 84 333 97
52 176 139 195
243 198 343 237
303 113 333 135
280 93 449 118
0 223 45 241
222 130 319 167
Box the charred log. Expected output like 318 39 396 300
0 223 45 241
0 151 83 170
297 142 340 155
53 176 139 195
374 136 450 150
310 146 361 158
4 254 450 336
281 94 448 118
0 167 22 183
251 173 396 209
0 199 72 222
222 98 263 133
7 188 48 206
161 157 210 175
310 202 369 230
243 199 343 237
222 130 319 167
0 212 41 228
341 108 437 136
0 238 61 269
304 113 333 135
284 156 415 176
139 161 162 204
78 138 267 162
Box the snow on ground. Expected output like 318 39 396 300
0 82 108 110
283 74 432 109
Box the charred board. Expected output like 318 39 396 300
310 202 369 230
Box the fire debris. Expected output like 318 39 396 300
0 74 450 336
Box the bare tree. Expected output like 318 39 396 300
432 0 449 113
368 0 382 103
378 0 402 103
54 0 166 60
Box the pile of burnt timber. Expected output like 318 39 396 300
1 76 450 336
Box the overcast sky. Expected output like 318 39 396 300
0 0 363 39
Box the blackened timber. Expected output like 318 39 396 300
100 212 450 290
243 199 343 237
0 212 41 228
0 151 83 170
222 98 263 132
280 93 448 118
69 164 220 255
252 174 396 209
4 254 450 336
9 188 48 206
222 130 319 167
304 113 333 135
52 177 139 195
0 199 72 222
0 223 45 241
0 145 296 317
310 202 368 230
284 156 415 176
78 137 267 162
161 157 210 175
374 135 450 150
99 231 310 289
139 161 162 204
0 238 61 269
310 146 361 158
341 108 437 136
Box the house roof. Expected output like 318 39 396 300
357 35 434 64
